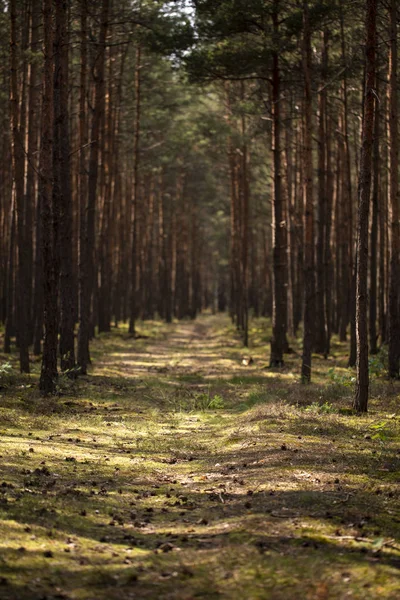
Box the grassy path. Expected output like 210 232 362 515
0 315 399 599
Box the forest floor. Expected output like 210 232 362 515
0 314 399 599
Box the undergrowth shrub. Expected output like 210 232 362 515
0 361 15 388
304 401 336 414
368 348 387 378
327 367 355 387
164 388 225 412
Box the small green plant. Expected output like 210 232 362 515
327 367 355 387
305 401 336 414
207 394 225 409
368 352 387 379
369 420 389 441
163 387 225 412
0 361 15 387
55 372 78 396
193 391 225 411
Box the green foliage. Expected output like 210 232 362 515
327 349 387 389
166 388 225 412
145 10 194 57
304 401 336 414
55 372 78 396
185 0 341 85
369 420 389 442
207 393 225 409
368 347 388 378
187 391 225 411
0 361 15 388
327 367 355 387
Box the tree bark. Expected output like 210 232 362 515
10 0 30 373
77 0 88 370
339 1 353 343
31 0 43 356
78 0 109 372
354 0 377 413
369 71 379 355
301 0 315 383
26 0 41 344
387 0 400 378
240 82 249 347
129 41 142 335
4 196 16 354
55 0 75 373
270 1 287 366
39 0 57 395
98 48 115 333
315 31 328 355
324 101 334 357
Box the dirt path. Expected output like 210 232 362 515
98 314 267 385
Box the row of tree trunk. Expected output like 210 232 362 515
3 0 220 393
0 0 397 410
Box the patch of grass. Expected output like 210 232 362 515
228 375 269 385
175 372 205 383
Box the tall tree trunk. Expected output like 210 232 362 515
98 49 113 333
324 102 334 357
285 94 295 338
77 0 109 372
26 0 40 344
369 71 379 355
354 0 377 413
333 139 341 336
39 0 57 395
387 0 400 378
339 1 354 343
55 0 75 372
378 142 387 345
240 82 249 347
10 0 30 373
163 183 173 323
32 7 44 355
301 0 315 383
226 83 240 328
129 41 141 335
377 83 388 347
33 178 43 356
293 122 303 335
349 71 366 368
315 30 328 355
270 1 287 366
77 0 88 370
4 197 16 353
